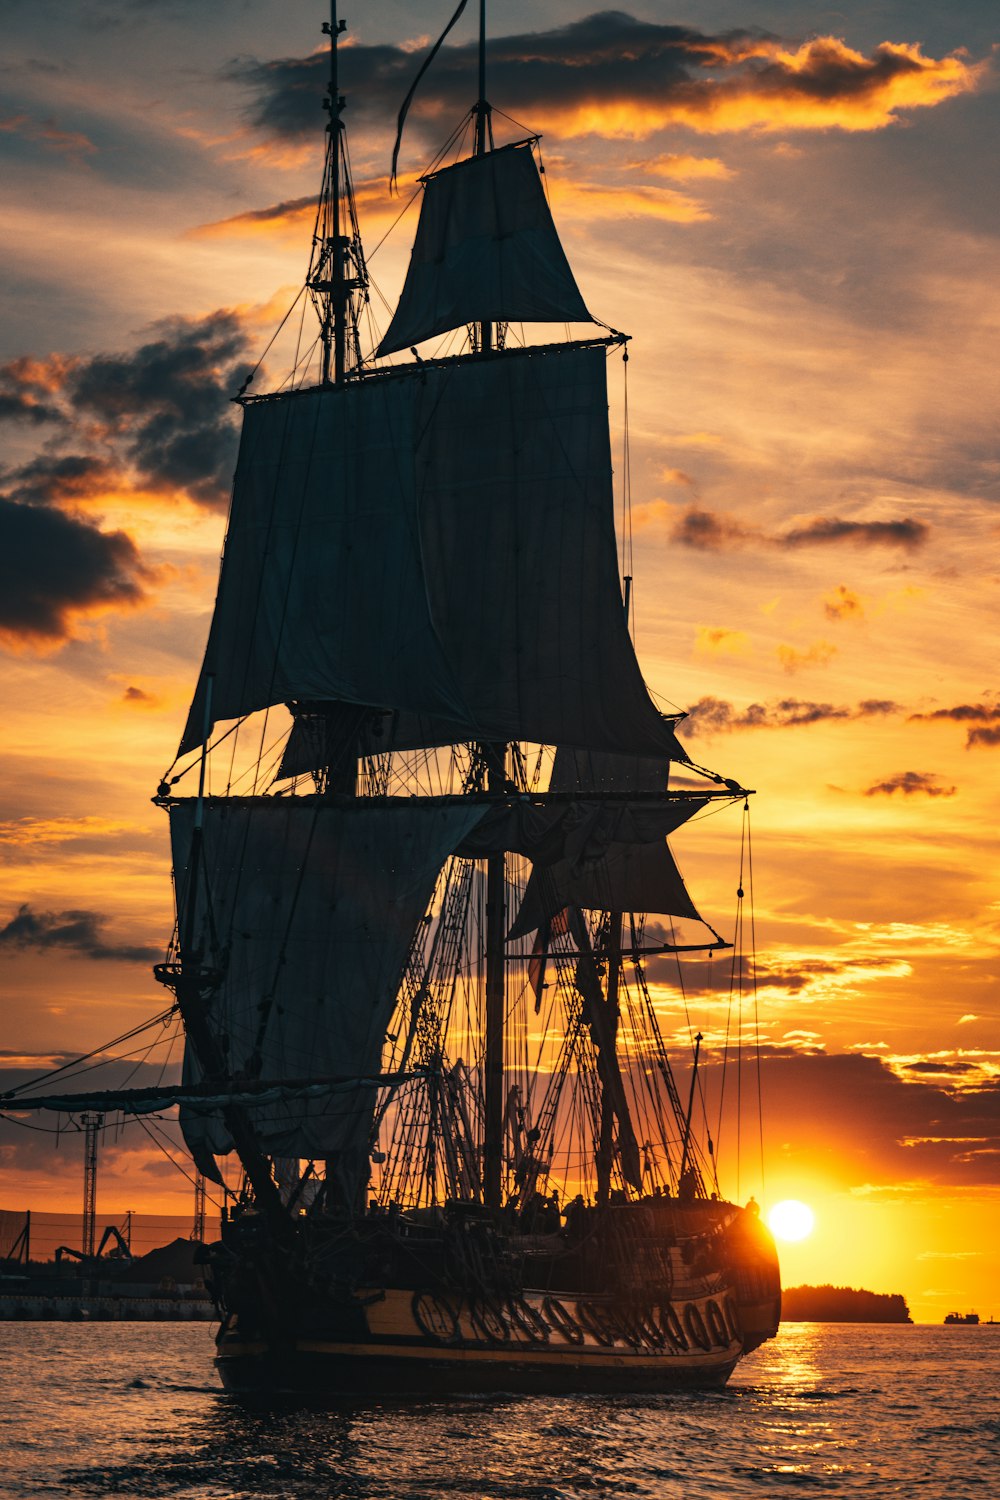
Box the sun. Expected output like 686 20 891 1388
768 1199 816 1242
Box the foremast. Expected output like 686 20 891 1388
310 1 369 387
158 1 373 1221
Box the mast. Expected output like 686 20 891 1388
474 0 493 355
472 2 504 1213
595 912 622 1205
482 748 506 1210
311 1 368 388
322 2 344 384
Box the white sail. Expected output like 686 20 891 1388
170 797 486 1161
180 344 686 763
377 143 592 357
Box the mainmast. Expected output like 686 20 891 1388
471 1 505 1213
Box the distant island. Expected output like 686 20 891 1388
782 1284 912 1323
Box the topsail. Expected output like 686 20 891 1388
377 143 593 356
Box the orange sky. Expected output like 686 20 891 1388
0 2 997 1322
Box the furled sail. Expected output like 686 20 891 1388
170 796 486 1162
509 748 703 937
180 344 686 763
376 143 592 357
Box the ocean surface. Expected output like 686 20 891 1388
0 1322 996 1499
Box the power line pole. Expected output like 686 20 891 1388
81 1113 102 1258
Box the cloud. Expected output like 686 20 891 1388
777 640 837 674
864 771 956 799
2 311 252 514
0 310 260 651
63 310 251 508
824 585 864 621
631 153 734 181
0 356 75 427
682 695 900 736
781 517 929 550
189 193 321 243
5 454 121 510
0 904 158 964
0 496 151 650
0 112 97 166
666 505 930 552
720 1052 1000 1188
0 816 132 849
908 702 1000 750
694 625 750 657
231 18 986 156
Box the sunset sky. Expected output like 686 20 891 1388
1 1 997 1321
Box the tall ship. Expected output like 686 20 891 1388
6 5 780 1394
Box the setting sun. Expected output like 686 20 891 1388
768 1199 816 1242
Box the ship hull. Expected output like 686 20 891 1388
213 1283 773 1397
215 1340 739 1396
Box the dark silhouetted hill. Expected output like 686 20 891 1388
782 1284 911 1323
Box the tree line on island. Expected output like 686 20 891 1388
782 1285 912 1323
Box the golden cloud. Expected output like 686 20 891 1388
694 624 751 657
548 178 713 223
630 153 734 180
777 640 838 674
532 36 986 140
824 584 865 621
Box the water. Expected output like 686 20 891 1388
0 1322 996 1498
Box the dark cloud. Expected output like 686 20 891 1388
64 310 250 508
1 311 251 520
230 16 738 142
906 1060 979 1075
864 771 956 798
781 517 929 550
0 356 71 426
0 496 149 646
682 695 899 736
908 701 1000 750
646 944 906 993
229 16 982 161
0 903 158 964
670 505 929 553
702 1052 1000 1188
0 391 64 425
5 453 119 508
671 506 751 549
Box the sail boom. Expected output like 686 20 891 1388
0 1071 431 1117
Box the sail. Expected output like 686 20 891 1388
180 344 686 763
548 747 669 796
170 796 485 1161
509 838 702 938
509 747 703 937
277 704 473 780
376 143 592 357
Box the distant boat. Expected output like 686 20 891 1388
944 1311 980 1324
